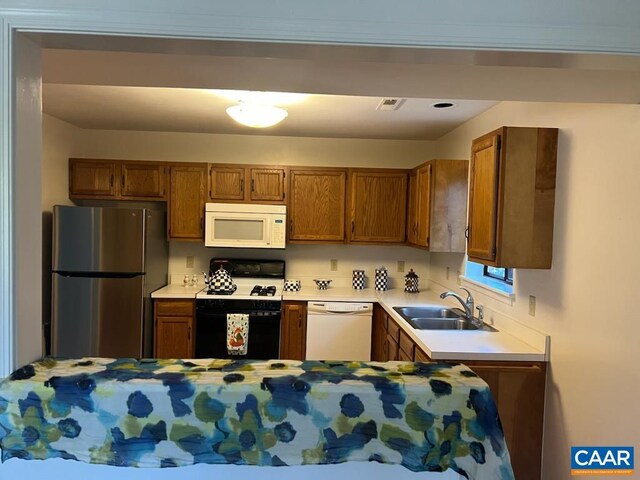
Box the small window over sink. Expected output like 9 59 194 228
464 260 514 296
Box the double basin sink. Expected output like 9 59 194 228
393 306 497 332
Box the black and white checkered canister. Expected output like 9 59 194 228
352 270 366 290
374 268 388 291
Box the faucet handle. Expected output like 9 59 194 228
459 287 473 304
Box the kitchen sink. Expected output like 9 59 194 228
393 306 464 320
392 306 497 332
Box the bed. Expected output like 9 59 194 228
0 358 514 479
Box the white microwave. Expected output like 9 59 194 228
205 203 286 249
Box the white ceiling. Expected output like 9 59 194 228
40 41 640 141
43 84 496 140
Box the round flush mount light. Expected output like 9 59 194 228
226 104 289 128
432 102 455 109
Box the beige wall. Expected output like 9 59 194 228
78 129 435 168
431 101 640 478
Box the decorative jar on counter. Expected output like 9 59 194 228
352 269 366 290
374 266 388 291
404 269 419 293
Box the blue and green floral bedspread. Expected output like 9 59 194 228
0 358 514 479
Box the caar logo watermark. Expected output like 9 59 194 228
571 447 634 476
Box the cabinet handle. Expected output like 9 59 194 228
351 220 355 234
121 175 125 189
188 325 191 341
110 174 114 187
298 312 302 328
465 226 470 239
251 179 255 192
240 179 244 192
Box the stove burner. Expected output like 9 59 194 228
250 285 277 297
206 289 235 296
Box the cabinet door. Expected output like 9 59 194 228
155 316 192 358
280 302 307 360
169 165 206 240
415 163 432 247
371 304 387 361
121 163 166 199
69 159 117 197
385 333 399 361
429 160 469 253
210 165 246 200
250 168 286 202
467 133 501 261
414 348 431 363
406 170 418 244
348 171 407 243
289 169 346 242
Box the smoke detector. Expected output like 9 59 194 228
376 98 406 111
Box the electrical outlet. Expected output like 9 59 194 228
186 256 194 268
529 295 536 316
330 259 338 271
446 267 450 280
397 261 405 273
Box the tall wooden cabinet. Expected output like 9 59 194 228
347 170 407 244
406 159 468 252
280 301 307 360
154 299 194 359
169 164 207 241
288 169 346 242
467 127 558 268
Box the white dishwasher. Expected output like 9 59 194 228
306 302 373 361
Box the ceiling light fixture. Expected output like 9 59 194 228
226 103 289 128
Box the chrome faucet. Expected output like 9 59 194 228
440 287 481 326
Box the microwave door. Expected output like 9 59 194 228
207 212 271 248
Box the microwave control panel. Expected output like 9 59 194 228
271 217 286 246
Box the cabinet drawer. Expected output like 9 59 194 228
155 300 193 316
398 330 415 359
414 348 431 363
386 315 400 341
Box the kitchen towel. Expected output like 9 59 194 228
227 313 249 355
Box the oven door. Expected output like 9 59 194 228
205 211 272 248
195 305 281 359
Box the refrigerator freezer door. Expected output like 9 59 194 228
52 274 144 358
53 205 145 273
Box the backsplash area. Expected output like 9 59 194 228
169 243 430 291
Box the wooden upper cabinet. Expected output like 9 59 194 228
210 165 245 200
120 162 167 199
406 171 418 244
348 170 407 244
169 164 206 241
250 168 286 202
407 159 469 252
208 164 286 204
415 163 432 246
280 301 307 360
69 159 117 197
289 169 346 242
467 127 558 268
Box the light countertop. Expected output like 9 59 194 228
151 284 205 299
151 284 548 362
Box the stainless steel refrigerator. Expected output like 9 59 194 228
51 205 168 358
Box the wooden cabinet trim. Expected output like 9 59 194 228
155 299 194 316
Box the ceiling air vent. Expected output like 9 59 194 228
376 98 406 111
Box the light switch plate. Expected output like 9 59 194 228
186 256 194 268
529 295 536 316
397 261 405 273
330 259 338 271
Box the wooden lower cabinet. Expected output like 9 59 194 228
370 303 546 480
154 299 194 358
280 301 307 360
